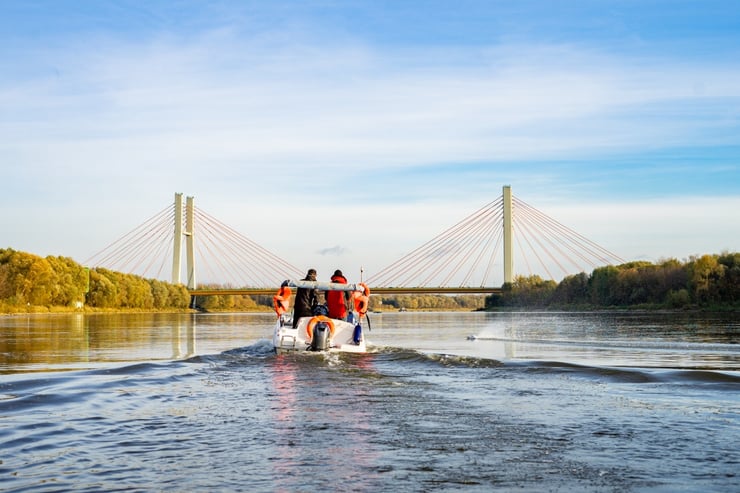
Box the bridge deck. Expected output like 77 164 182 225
189 287 502 296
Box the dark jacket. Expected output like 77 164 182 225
293 275 318 328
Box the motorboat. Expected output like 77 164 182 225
272 279 370 354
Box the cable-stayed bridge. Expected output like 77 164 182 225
84 187 624 296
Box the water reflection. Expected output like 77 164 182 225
171 318 197 359
268 356 300 479
0 313 203 373
266 353 382 490
1 311 737 374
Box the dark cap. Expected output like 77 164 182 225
333 269 343 277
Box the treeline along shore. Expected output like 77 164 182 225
1 248 738 314
0 248 191 313
487 252 739 311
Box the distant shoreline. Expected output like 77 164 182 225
3 305 736 317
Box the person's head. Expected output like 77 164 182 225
306 269 317 281
312 304 329 316
333 269 343 278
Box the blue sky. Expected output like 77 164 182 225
1 1 739 285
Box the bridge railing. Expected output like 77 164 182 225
188 286 502 296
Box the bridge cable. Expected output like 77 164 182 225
84 205 174 277
515 204 597 272
514 197 624 265
367 198 502 287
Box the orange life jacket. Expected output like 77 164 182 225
326 274 348 319
353 283 370 317
272 285 292 317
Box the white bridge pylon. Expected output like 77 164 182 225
503 184 514 284
172 193 196 289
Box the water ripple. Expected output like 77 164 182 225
1 313 738 492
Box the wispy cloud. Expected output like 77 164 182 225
317 245 350 256
1 2 738 275
5 34 740 181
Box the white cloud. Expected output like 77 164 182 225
2 29 738 284
5 35 740 179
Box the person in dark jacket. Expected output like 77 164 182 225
293 269 319 328
326 269 352 320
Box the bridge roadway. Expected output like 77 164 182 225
189 287 502 296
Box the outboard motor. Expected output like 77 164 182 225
310 321 331 351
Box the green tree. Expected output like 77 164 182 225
0 249 54 305
551 272 589 305
589 265 620 306
688 254 724 304
87 269 119 308
487 275 556 307
149 279 170 309
717 252 740 303
46 255 88 306
167 283 190 309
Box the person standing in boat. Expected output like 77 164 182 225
326 269 352 321
293 268 319 328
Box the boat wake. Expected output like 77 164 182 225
466 333 738 355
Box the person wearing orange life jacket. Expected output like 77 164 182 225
273 280 292 318
325 269 352 320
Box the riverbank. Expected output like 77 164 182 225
0 305 198 316
3 302 737 316
484 304 740 314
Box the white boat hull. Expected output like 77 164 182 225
272 315 367 354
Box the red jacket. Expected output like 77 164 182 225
326 274 350 319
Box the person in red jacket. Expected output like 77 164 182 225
326 269 352 320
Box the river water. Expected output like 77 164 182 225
0 311 738 492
